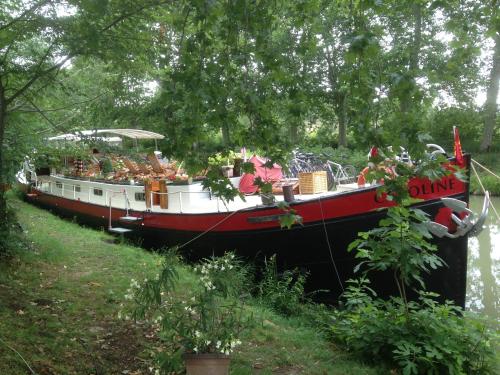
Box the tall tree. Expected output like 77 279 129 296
0 0 168 225
480 32 500 151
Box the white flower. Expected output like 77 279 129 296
195 330 201 338
193 346 199 353
205 340 211 346
228 265 233 270
231 339 242 348
216 340 221 349
220 266 225 271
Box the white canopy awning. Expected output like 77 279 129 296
48 129 165 141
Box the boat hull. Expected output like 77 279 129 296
25 187 469 307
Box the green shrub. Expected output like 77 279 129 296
123 251 253 374
257 255 308 316
471 174 500 196
0 200 28 257
331 283 498 375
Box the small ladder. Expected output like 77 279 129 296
108 190 134 241
119 215 143 223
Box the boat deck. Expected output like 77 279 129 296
33 175 362 214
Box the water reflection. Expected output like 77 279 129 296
466 196 500 318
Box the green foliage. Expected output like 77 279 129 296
348 206 444 297
200 151 245 203
471 174 500 196
470 153 500 196
300 145 368 171
125 252 253 374
3 195 381 374
336 151 498 374
0 203 27 258
100 158 114 174
365 146 452 205
277 201 303 229
331 285 499 375
257 255 308 317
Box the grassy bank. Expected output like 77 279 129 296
0 195 379 375
470 152 500 196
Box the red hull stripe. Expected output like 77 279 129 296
29 169 466 233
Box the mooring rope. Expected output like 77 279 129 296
471 162 500 221
178 208 243 249
472 159 500 181
318 195 345 293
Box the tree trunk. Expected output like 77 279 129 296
221 121 231 146
0 79 7 225
337 94 348 148
480 33 500 152
409 3 421 73
289 122 298 144
401 3 422 114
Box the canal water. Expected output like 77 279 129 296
466 195 499 318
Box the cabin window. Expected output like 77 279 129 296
135 192 146 201
56 182 63 189
75 185 81 192
93 188 103 196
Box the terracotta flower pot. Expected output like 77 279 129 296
183 353 230 375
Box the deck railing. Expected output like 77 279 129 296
35 177 258 213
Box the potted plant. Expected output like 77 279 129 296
123 251 251 375
254 177 275 205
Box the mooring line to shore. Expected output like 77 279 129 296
177 208 243 249
471 162 500 221
318 195 345 293
472 159 500 181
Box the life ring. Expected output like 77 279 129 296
357 167 370 187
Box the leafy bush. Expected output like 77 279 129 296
348 206 444 307
332 151 499 374
0 198 28 258
257 255 308 316
331 282 498 375
122 251 253 374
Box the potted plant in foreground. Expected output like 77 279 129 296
123 251 251 375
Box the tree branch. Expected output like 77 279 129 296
9 91 109 114
5 55 71 105
0 0 50 32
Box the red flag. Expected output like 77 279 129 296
369 146 378 158
453 126 464 165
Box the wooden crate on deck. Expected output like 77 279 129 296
298 171 327 194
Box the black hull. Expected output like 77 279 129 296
28 193 468 307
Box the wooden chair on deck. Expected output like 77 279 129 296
122 158 141 175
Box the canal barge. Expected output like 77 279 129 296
18 129 488 306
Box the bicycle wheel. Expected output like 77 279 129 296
342 165 358 183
